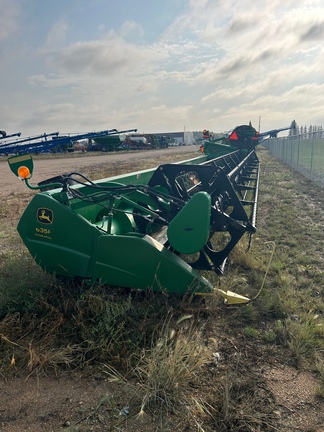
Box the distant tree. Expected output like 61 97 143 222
292 124 300 136
289 119 298 136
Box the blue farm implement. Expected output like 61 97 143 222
0 128 137 156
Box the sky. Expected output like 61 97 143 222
1 0 323 137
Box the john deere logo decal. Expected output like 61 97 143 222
37 208 54 225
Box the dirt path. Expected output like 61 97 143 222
0 146 198 197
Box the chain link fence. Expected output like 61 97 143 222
262 131 324 188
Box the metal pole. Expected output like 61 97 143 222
310 132 315 181
297 134 300 171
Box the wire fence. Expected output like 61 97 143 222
262 131 324 188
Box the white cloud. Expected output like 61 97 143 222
120 20 144 39
43 17 68 50
44 32 162 78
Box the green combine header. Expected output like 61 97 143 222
8 124 260 303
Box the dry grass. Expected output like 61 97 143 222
135 316 209 414
205 371 277 432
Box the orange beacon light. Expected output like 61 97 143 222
17 166 31 180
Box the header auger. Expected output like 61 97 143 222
8 124 260 303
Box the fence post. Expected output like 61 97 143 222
297 134 300 171
310 132 315 181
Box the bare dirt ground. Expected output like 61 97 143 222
0 146 197 198
1 146 324 431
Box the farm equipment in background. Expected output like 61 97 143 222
0 128 137 156
124 134 169 150
202 124 260 158
258 120 297 140
0 128 169 155
88 129 170 152
1 131 59 155
201 121 297 155
0 130 22 140
87 133 128 152
8 123 260 303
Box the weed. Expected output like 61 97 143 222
76 290 133 363
274 317 324 366
262 329 277 343
315 355 324 399
135 315 210 415
244 327 260 338
0 251 55 317
207 370 276 431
